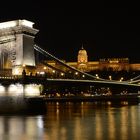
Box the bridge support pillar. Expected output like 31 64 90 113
0 19 39 76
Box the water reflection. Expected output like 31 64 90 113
0 102 140 140
0 115 44 140
44 102 140 140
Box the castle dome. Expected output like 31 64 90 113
77 45 88 63
78 46 87 56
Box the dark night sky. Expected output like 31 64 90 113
0 1 140 62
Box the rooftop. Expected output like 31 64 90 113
0 19 34 29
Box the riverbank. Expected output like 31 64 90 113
0 96 46 114
44 94 140 103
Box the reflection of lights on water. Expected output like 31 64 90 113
25 116 44 136
0 116 44 139
9 118 24 135
81 102 84 105
0 117 4 134
74 119 82 140
37 116 43 128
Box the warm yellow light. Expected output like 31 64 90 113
52 70 55 73
61 73 64 76
109 75 112 80
82 75 85 78
56 93 60 97
14 69 20 75
109 60 119 63
75 72 78 75
120 77 124 82
121 77 124 80
40 72 45 75
8 84 17 94
8 84 23 96
97 76 99 79
43 67 47 70
25 84 40 96
23 64 26 67
95 74 98 77
12 66 23 75
37 116 43 128
0 85 5 95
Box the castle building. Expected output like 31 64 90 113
36 45 140 76
77 45 88 71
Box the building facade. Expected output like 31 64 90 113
36 46 140 76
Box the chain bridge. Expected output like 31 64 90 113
0 19 140 95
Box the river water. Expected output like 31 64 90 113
0 101 140 140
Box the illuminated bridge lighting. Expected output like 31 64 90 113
0 83 42 97
25 84 41 97
47 79 140 87
0 20 140 91
0 85 5 96
8 84 23 96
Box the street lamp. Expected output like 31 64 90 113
43 66 47 70
61 73 64 76
120 77 124 82
95 74 98 77
75 72 78 75
109 75 112 80
82 75 85 78
23 64 26 68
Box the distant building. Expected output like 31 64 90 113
36 45 140 75
77 45 88 71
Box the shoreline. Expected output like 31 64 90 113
0 96 46 114
44 94 140 102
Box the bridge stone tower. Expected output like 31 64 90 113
0 19 39 75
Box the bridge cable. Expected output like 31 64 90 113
41 61 66 73
34 44 106 80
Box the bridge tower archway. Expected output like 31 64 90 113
0 19 39 75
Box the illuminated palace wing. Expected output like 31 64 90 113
34 45 140 86
34 44 106 81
